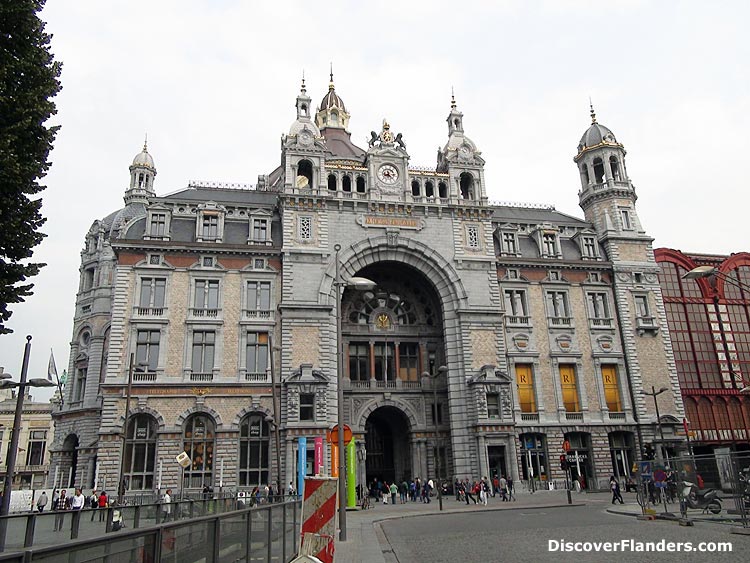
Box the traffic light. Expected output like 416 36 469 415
560 455 568 471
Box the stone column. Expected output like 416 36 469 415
476 434 488 480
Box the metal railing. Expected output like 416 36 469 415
0 498 301 562
0 494 299 552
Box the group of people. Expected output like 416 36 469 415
455 475 514 505
367 478 435 504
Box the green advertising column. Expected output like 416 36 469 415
347 437 357 508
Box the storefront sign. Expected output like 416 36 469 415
357 214 425 230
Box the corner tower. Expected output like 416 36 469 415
576 105 685 460
437 93 487 204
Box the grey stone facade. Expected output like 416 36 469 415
51 81 683 496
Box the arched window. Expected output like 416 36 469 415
330 110 339 126
356 176 366 193
124 414 157 490
183 414 215 489
697 398 716 440
100 327 110 385
300 103 308 117
327 174 337 191
342 175 352 192
713 398 732 440
593 158 605 183
609 156 621 181
459 173 474 199
438 182 447 198
239 414 270 487
297 160 313 188
411 180 420 197
581 165 590 184
425 181 434 197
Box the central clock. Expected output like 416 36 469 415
377 164 399 185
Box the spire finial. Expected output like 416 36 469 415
589 97 597 124
451 86 456 110
143 133 148 152
301 70 306 94
329 63 334 90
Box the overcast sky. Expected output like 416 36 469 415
2 1 748 400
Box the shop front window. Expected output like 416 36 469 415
520 433 548 481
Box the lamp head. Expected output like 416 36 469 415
347 277 377 291
682 266 717 280
28 378 56 387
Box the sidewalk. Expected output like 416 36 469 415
335 489 586 563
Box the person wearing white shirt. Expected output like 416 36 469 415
70 489 85 510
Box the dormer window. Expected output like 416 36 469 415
196 203 225 243
542 233 558 257
249 215 271 245
501 231 518 255
146 208 171 240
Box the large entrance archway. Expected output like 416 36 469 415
365 406 411 486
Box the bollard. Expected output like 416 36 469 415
24 513 36 548
134 505 141 529
71 509 81 539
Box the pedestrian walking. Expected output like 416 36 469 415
53 490 68 532
610 476 624 504
390 482 398 505
464 479 477 505
161 489 172 521
507 477 515 501
492 475 499 498
98 491 108 522
400 480 408 504
36 491 48 513
70 488 85 511
498 476 508 501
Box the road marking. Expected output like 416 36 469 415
519 512 546 516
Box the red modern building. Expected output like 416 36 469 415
655 249 750 477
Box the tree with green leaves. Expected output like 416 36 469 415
0 0 62 334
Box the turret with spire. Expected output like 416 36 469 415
125 136 156 205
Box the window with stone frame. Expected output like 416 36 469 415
246 281 271 318
429 401 443 424
398 343 419 381
246 332 269 376
191 331 216 375
601 365 622 412
348 342 370 381
300 393 316 421
135 329 160 372
504 289 529 322
619 208 633 230
516 364 537 413
587 292 611 326
149 213 168 238
25 430 47 466
542 232 559 257
73 366 87 402
201 214 220 240
634 294 650 318
183 414 215 489
559 364 580 412
486 393 500 418
501 231 518 255
138 278 166 312
251 217 269 243
298 216 312 240
545 291 570 324
582 236 597 259
194 280 220 314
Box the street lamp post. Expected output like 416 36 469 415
641 386 669 463
333 244 376 542
423 365 447 511
0 336 55 550
268 337 282 501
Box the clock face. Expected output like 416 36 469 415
459 145 471 158
299 130 312 145
377 164 399 185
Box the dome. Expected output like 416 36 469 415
578 122 617 150
320 82 346 112
131 143 155 170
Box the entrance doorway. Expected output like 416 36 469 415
364 406 411 486
488 445 507 479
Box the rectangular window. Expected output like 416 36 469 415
348 342 370 381
582 236 597 258
139 278 166 309
634 294 650 318
398 342 419 381
501 232 517 254
374 342 395 381
74 368 87 402
587 292 610 319
246 332 269 375
559 364 580 412
504 289 528 317
194 280 220 310
542 233 558 256
252 218 268 242
192 331 216 373
516 364 537 413
487 393 500 418
601 365 622 412
25 430 47 466
546 291 570 318
300 393 315 421
136 329 160 371
620 209 632 230
467 225 479 248
149 213 167 237
201 214 219 239
246 281 271 312
298 216 312 240
429 402 443 425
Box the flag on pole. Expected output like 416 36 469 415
48 349 58 383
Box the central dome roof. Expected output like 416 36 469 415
320 78 346 112
131 142 155 170
578 122 617 150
